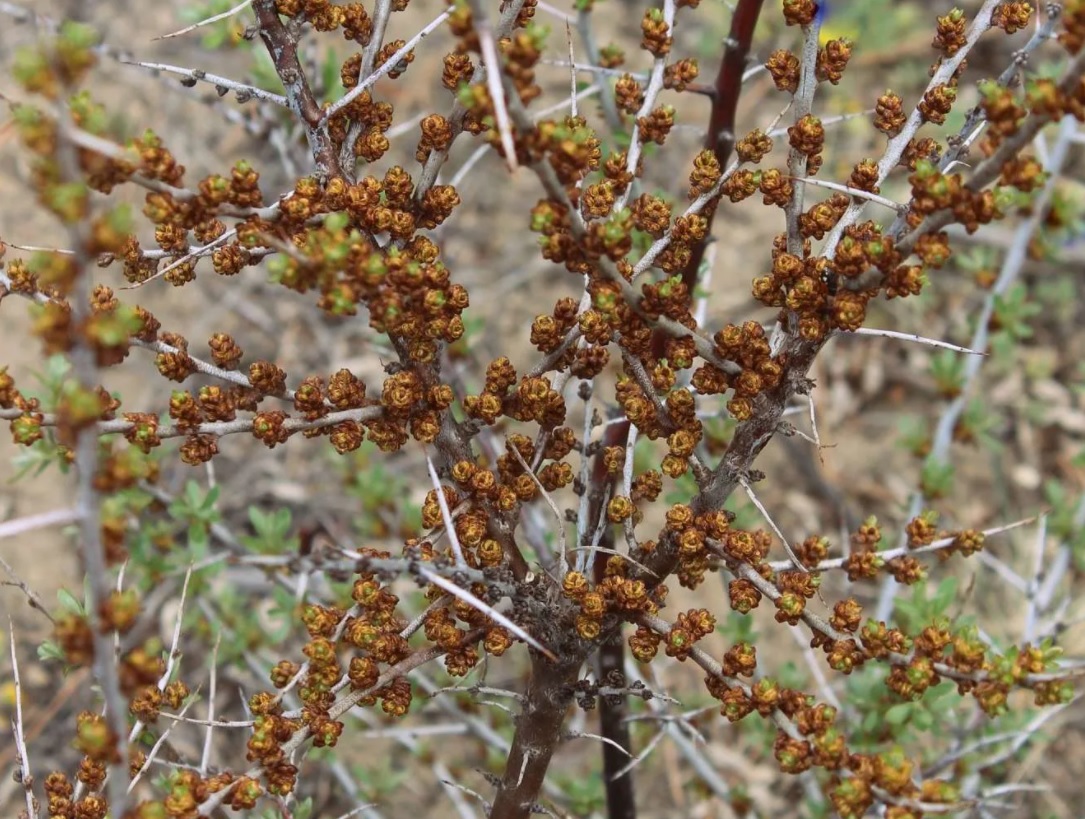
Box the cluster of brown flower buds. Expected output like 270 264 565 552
4 2 1084 816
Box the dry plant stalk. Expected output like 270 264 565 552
1 1 1084 818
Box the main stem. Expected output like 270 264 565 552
490 654 583 819
493 4 772 815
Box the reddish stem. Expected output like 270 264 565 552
677 0 767 296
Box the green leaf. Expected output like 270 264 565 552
321 49 342 99
931 576 959 614
8 438 63 482
187 521 209 553
242 506 297 554
861 710 880 734
37 640 65 663
911 708 933 731
200 484 221 512
57 587 84 616
929 349 965 396
885 702 912 727
920 458 955 499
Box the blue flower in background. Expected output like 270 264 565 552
815 0 858 43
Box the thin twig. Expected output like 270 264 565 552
200 633 222 775
783 9 824 258
129 691 202 790
122 59 288 107
467 0 518 171
791 174 906 212
614 0 677 212
0 507 80 542
508 443 568 570
765 516 1036 574
565 23 577 120
0 554 56 625
323 9 451 123
8 617 38 819
848 327 985 355
424 451 469 570
737 475 805 571
417 567 555 661
155 0 253 40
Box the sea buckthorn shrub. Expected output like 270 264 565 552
1 1 1084 818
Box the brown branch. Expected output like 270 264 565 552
491 8 771 814
490 653 583 819
637 334 823 589
252 0 343 177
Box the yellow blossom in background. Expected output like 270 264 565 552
817 1 860 44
